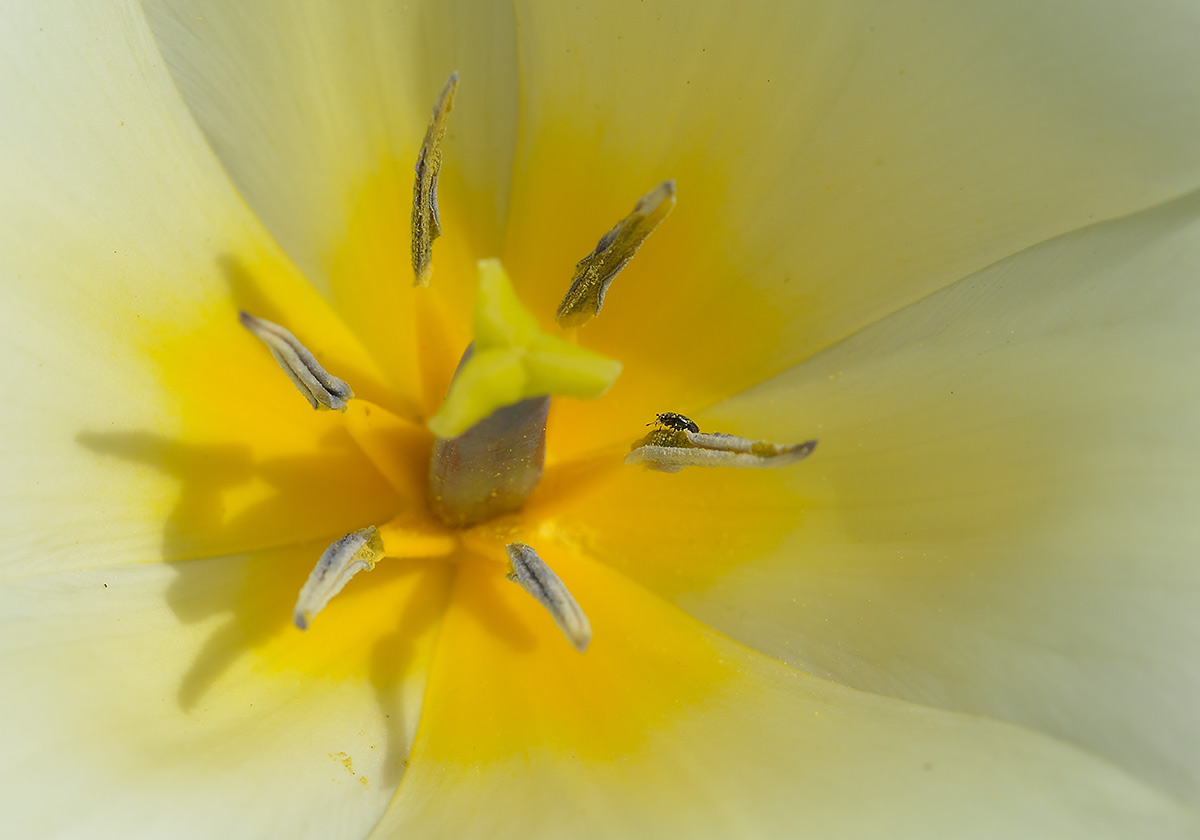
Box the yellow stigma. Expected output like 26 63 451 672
427 259 622 439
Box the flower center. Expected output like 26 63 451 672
235 74 815 652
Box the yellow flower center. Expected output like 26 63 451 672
147 74 816 676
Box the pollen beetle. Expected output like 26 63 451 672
649 412 699 433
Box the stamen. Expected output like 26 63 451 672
411 71 459 288
239 311 354 411
626 425 817 473
555 180 677 328
293 526 384 630
504 542 592 652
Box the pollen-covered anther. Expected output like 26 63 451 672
555 179 677 328
411 71 458 287
294 526 384 630
626 425 818 473
239 311 354 411
505 542 592 653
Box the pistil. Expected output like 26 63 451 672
424 259 620 527
428 353 551 528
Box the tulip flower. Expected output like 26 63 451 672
4 2 1200 837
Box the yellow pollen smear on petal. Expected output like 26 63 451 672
427 259 622 439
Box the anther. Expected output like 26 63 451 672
411 71 459 287
626 425 817 473
293 526 385 630
505 542 592 652
239 311 354 411
555 180 677 328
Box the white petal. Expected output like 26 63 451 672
0 545 452 838
0 4 397 577
501 0 1200 461
143 1 521 379
373 551 1198 838
684 190 1200 804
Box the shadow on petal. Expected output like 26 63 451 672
457 549 541 655
168 545 301 711
217 252 407 414
369 557 456 790
76 429 402 710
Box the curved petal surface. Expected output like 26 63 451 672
144 0 521 386
0 543 453 838
683 190 1200 803
501 0 1200 461
374 550 1198 838
0 3 399 576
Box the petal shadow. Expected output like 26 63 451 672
76 429 400 710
